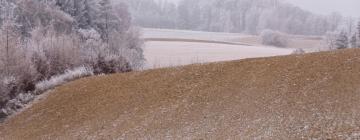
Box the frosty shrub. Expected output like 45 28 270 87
1 93 35 118
260 30 289 47
0 76 16 108
92 55 132 74
35 67 94 93
29 27 83 78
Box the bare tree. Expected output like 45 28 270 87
324 32 338 50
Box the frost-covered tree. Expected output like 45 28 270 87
0 14 38 109
335 31 349 49
343 17 356 37
324 32 338 50
113 2 131 32
357 21 360 48
54 0 92 29
0 0 144 118
350 34 357 48
322 16 360 50
358 21 360 41
0 20 19 76
327 12 343 32
95 0 120 42
116 0 177 28
177 0 202 30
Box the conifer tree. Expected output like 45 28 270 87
335 31 349 49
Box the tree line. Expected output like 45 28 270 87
119 0 343 36
325 19 360 50
120 0 360 50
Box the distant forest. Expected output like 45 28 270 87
118 0 345 35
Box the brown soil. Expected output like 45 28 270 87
1 49 360 139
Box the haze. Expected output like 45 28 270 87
164 0 360 17
286 0 360 17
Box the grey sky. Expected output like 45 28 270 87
285 0 360 17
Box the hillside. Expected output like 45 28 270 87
1 49 360 139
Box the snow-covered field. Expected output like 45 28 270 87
142 28 294 69
142 28 250 42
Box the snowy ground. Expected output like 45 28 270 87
142 28 252 42
142 28 294 69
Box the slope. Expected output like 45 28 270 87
1 49 360 139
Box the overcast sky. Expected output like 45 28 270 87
285 0 360 17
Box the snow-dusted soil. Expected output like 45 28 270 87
142 28 294 69
3 49 360 139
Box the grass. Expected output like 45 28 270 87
1 49 360 139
